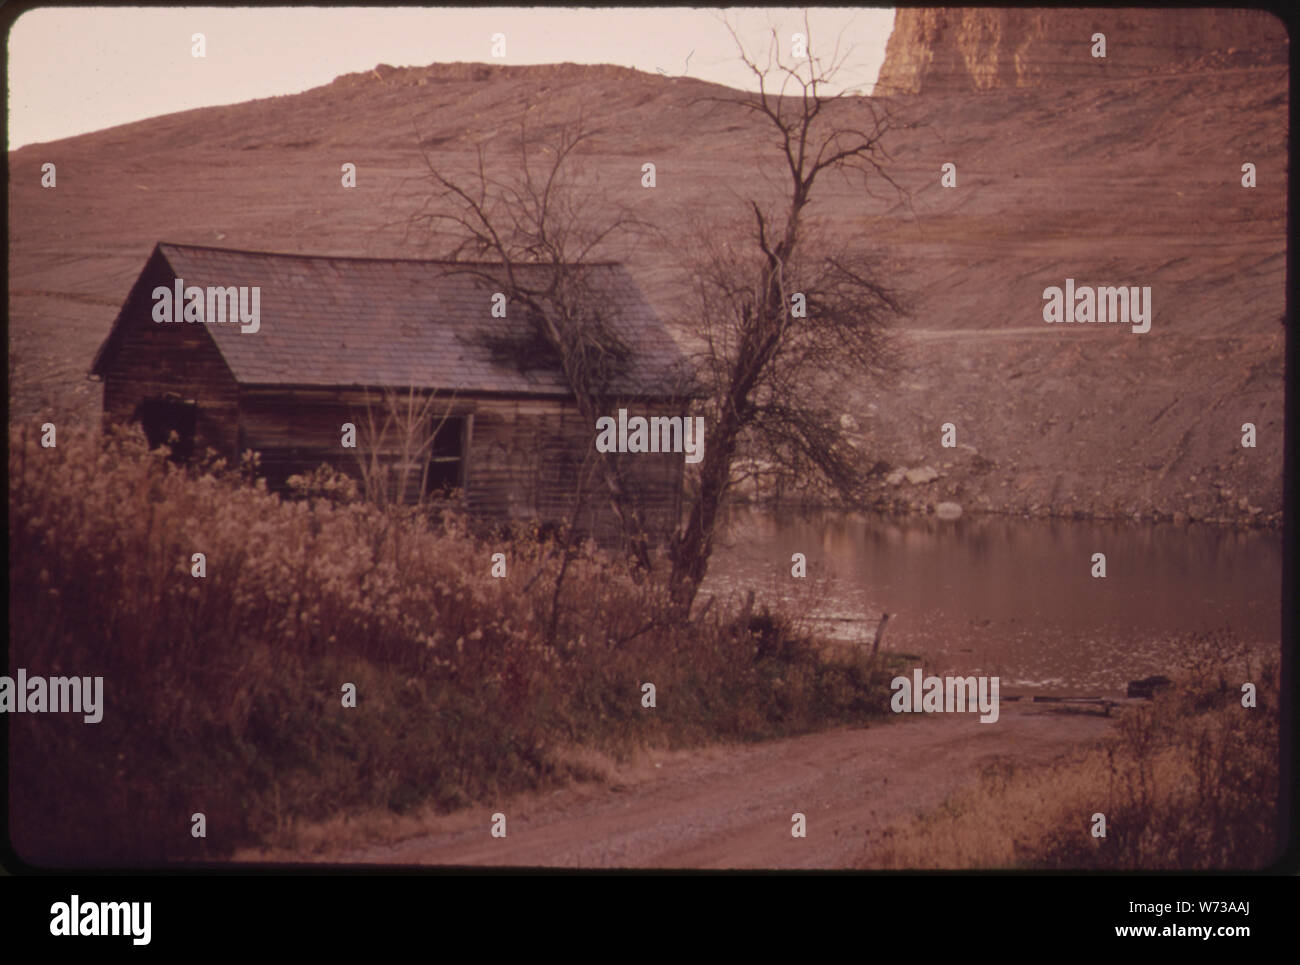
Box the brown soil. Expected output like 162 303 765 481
302 703 1115 869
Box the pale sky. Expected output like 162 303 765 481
7 6 895 150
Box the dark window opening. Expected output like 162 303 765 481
135 396 197 463
369 416 466 504
424 417 466 498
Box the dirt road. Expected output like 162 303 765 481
329 703 1116 869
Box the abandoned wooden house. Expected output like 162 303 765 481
89 242 693 539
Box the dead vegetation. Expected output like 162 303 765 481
868 630 1281 870
8 426 906 864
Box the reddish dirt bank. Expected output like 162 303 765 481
318 702 1115 869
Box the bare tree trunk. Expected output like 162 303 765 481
669 409 741 610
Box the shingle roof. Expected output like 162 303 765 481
112 243 690 397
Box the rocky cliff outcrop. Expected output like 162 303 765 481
875 8 1288 94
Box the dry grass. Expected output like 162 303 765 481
232 743 651 861
868 631 1280 870
9 426 902 865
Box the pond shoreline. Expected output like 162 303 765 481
706 505 1282 696
723 496 1283 531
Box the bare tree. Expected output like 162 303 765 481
402 108 669 571
352 385 459 511
666 17 908 609
396 19 905 611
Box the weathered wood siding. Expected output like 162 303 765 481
465 398 683 540
98 254 241 458
236 389 378 490
466 398 684 540
236 390 684 540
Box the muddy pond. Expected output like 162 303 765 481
705 508 1282 695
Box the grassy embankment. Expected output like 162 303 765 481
9 427 903 864
869 631 1281 869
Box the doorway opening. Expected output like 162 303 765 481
135 395 197 463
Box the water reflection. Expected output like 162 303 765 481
705 507 1282 695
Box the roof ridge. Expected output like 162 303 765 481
157 241 623 268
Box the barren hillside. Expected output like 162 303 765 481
8 30 1287 524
